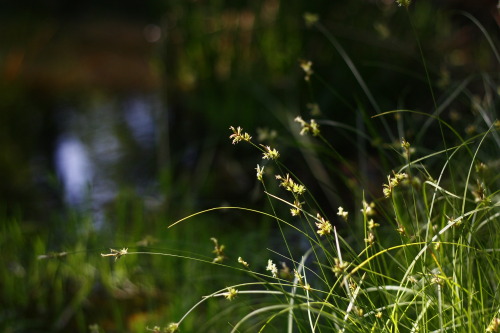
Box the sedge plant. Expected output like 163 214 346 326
100 1 500 332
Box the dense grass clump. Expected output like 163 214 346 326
141 3 500 332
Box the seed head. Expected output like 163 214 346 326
229 126 252 144
276 174 306 195
337 206 349 221
238 256 249 268
211 237 226 263
290 199 303 216
383 172 408 198
396 0 411 8
487 317 500 332
295 116 320 136
299 60 314 81
315 213 332 236
266 259 278 278
368 219 380 230
332 258 349 276
261 145 280 160
431 275 444 286
255 164 265 182
101 248 128 262
361 200 376 216
303 12 319 27
364 232 375 245
165 323 179 333
225 287 238 301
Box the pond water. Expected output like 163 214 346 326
53 94 164 226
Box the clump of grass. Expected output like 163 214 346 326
99 2 500 332
161 115 497 332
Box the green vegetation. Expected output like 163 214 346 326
147 2 500 331
1 1 499 332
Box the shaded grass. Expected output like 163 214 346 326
2 2 499 332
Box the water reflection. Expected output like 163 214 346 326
55 135 93 206
54 94 161 225
123 97 156 149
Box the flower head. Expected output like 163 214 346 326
396 223 405 235
332 257 349 276
401 138 415 158
225 287 238 301
315 213 332 236
293 268 311 290
472 180 490 204
292 183 306 195
401 138 411 150
494 119 500 130
266 259 278 278
396 0 411 8
364 232 375 245
166 323 179 333
276 173 306 195
295 116 320 136
487 317 500 332
211 237 226 263
408 275 418 284
290 199 303 216
261 145 280 160
361 200 375 216
147 323 179 333
368 219 380 230
256 127 278 142
229 126 252 144
337 206 349 221
303 12 319 27
101 248 128 262
431 275 444 286
293 269 303 282
238 256 249 268
383 172 408 198
299 60 314 81
255 164 265 182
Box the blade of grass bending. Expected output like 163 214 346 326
286 252 313 333
168 206 307 238
462 125 496 221
373 109 473 157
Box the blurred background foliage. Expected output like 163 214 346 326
0 0 498 332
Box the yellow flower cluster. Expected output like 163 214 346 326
261 145 280 160
487 317 500 332
211 237 226 263
224 287 238 301
295 116 320 136
276 173 306 195
255 164 264 182
383 172 408 198
229 126 252 144
337 206 349 221
315 213 332 236
332 258 349 276
266 259 278 278
290 199 303 216
299 60 314 81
